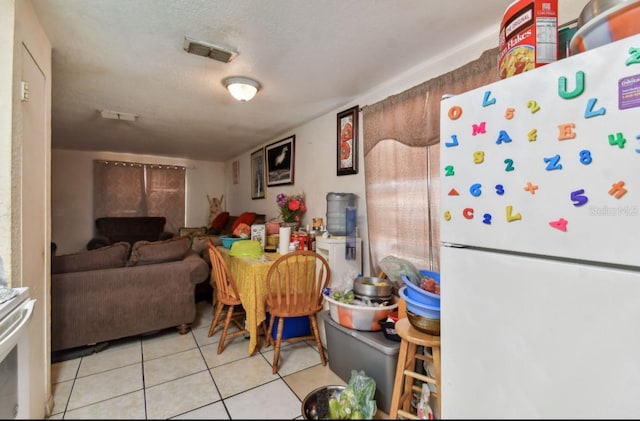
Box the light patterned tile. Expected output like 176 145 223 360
284 364 346 401
261 342 324 376
224 379 301 419
200 337 252 368
142 329 198 361
170 401 229 419
49 379 73 416
192 322 223 348
51 358 80 383
67 364 142 411
77 339 141 377
145 371 221 419
211 355 278 398
143 348 207 387
63 390 145 419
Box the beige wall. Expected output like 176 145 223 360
51 149 226 254
3 0 52 417
0 0 15 285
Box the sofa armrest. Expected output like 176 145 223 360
181 250 211 283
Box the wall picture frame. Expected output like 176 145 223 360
250 148 266 199
266 135 295 186
337 105 359 176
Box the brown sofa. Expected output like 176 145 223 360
189 212 266 253
51 237 210 352
86 216 175 250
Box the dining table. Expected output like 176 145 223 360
216 246 282 355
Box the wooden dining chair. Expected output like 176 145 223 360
207 240 259 354
264 250 331 374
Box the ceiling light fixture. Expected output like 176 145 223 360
99 109 138 121
223 77 261 102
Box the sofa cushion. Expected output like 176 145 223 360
209 211 230 234
127 236 191 267
52 242 131 274
190 234 218 254
231 212 257 232
178 226 208 238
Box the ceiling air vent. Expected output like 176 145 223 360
183 37 238 63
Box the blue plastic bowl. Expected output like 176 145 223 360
400 287 440 319
401 270 440 306
220 235 249 249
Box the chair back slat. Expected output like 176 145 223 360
265 250 331 316
207 240 242 301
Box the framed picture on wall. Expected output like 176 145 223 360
232 160 239 185
250 148 266 199
266 135 295 186
337 105 359 176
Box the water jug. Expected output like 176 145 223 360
326 192 357 236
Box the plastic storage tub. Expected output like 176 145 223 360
320 311 400 414
266 313 311 340
323 294 398 331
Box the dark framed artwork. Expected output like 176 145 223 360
337 105 359 176
265 135 295 186
250 148 266 199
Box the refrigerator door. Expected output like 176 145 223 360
441 246 640 418
440 34 640 267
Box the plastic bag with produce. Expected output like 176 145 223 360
328 370 377 419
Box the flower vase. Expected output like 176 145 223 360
280 221 300 232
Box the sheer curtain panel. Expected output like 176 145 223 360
362 47 498 276
145 165 185 233
93 161 145 218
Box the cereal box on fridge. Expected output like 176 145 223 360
499 0 558 79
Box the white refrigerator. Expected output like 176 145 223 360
440 34 640 418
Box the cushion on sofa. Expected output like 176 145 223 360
191 234 220 254
209 212 230 234
178 226 208 238
52 242 131 274
231 212 257 232
127 236 191 267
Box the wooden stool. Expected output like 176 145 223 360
389 318 441 419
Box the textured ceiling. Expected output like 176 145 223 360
32 0 512 161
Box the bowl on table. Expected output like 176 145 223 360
220 235 250 249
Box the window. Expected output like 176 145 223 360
93 160 186 233
362 47 498 275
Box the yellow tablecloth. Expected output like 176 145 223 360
218 247 281 355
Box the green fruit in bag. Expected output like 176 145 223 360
328 398 341 419
351 410 364 419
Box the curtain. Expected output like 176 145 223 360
93 160 186 234
145 165 186 233
362 47 498 275
93 161 145 218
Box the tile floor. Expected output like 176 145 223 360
48 300 390 419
